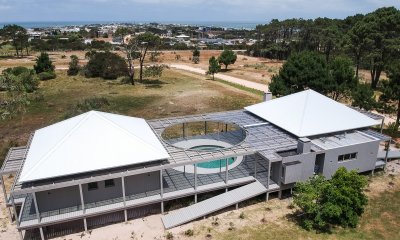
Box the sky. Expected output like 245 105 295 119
0 0 399 23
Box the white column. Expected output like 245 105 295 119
194 164 197 203
160 170 164 213
121 176 127 221
39 227 45 240
78 184 85 213
83 218 88 231
254 156 258 179
267 160 271 189
32 192 40 222
1 175 13 222
225 158 229 184
265 192 269 201
380 118 385 133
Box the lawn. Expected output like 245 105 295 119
212 170 400 240
0 68 262 165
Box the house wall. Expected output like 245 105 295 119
321 140 380 179
36 186 81 212
82 178 123 204
125 171 160 196
281 152 316 184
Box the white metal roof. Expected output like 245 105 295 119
245 90 380 137
19 111 170 183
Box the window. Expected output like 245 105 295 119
105 179 115 188
338 153 357 162
88 182 98 191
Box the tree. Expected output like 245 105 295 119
329 56 358 101
0 24 29 57
207 56 220 80
67 55 80 76
0 70 31 119
135 32 160 82
361 7 400 89
379 62 400 125
351 84 376 111
293 167 368 231
192 48 200 64
218 49 237 69
269 51 332 97
84 51 128 80
34 52 55 74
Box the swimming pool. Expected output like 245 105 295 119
190 145 236 169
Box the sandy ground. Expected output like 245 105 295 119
170 64 269 92
0 159 399 240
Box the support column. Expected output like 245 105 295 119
235 203 238 210
194 164 197 203
204 121 207 135
11 196 19 225
1 175 13 222
384 140 390 170
380 118 385 133
183 123 186 138
78 184 85 213
265 192 269 201
225 158 229 184
278 190 282 199
32 192 40 222
267 160 271 189
18 230 23 240
39 227 45 240
121 176 127 221
83 218 88 232
254 156 258 179
160 170 164 214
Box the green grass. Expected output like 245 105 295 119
215 78 264 96
0 69 261 165
216 175 400 240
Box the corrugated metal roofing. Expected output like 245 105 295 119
18 111 170 183
245 90 380 137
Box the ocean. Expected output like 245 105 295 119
0 21 263 30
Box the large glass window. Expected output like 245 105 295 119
338 153 357 162
88 182 98 191
105 179 115 188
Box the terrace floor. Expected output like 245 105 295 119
19 154 277 228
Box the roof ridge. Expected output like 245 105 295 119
297 90 311 136
21 112 93 181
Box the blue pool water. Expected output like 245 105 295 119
190 145 236 169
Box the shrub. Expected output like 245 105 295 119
184 229 194 236
67 55 80 76
239 212 245 219
38 71 57 81
2 67 39 92
63 97 110 119
165 232 173 239
84 51 128 80
34 52 55 74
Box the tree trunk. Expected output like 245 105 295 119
212 73 215 80
396 99 400 126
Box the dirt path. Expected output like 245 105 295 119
170 64 269 93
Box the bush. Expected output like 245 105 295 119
2 67 39 92
67 55 80 76
84 51 128 80
34 52 55 74
184 229 194 236
38 71 57 81
165 232 174 239
293 167 368 231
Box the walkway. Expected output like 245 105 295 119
170 64 269 93
162 180 267 229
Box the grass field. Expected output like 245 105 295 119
0 68 262 165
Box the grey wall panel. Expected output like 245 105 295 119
36 186 81 212
322 140 380 179
125 171 160 196
82 178 123 204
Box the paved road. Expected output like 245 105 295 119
170 64 269 93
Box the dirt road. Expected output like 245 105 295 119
170 64 269 93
